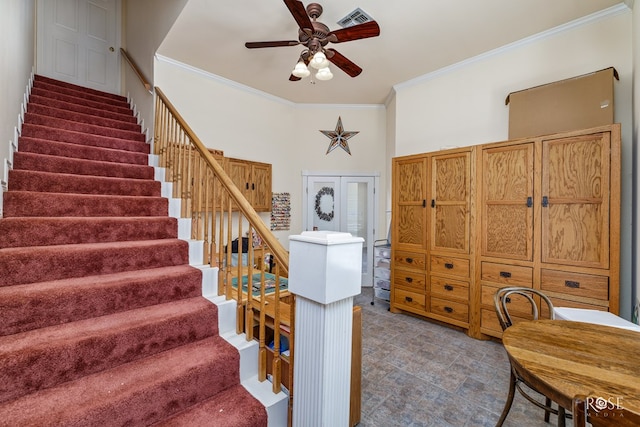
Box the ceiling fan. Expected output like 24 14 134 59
245 0 380 81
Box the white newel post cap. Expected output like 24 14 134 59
288 231 364 304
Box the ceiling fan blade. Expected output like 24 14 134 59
245 40 300 49
327 21 380 43
289 74 302 81
283 0 313 33
326 49 362 77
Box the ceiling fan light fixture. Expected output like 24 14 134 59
292 61 310 78
316 66 333 81
310 51 329 69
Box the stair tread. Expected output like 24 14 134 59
25 112 145 142
0 335 239 426
27 103 141 132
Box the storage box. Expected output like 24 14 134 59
506 67 618 139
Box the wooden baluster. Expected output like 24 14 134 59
236 214 243 335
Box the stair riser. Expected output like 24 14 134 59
29 94 138 124
0 217 178 248
20 124 150 154
31 86 132 115
25 113 145 142
3 192 167 218
8 170 161 197
18 136 149 166
28 103 141 133
14 152 154 180
0 267 202 336
0 300 218 404
0 240 189 287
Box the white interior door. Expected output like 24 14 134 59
304 174 377 287
37 0 121 94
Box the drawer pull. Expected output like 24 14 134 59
406 257 413 263
499 271 512 278
405 277 413 283
505 297 512 303
405 296 413 303
565 280 580 289
444 263 454 269
444 306 454 313
444 284 454 291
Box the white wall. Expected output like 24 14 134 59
393 7 635 319
0 0 35 216
632 1 639 322
122 0 188 140
153 57 388 250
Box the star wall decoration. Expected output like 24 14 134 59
319 116 359 155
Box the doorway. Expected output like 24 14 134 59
37 0 121 94
302 172 379 287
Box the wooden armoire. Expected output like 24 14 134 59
390 124 621 339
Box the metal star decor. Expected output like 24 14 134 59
319 116 359 155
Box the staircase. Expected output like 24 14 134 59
0 75 268 426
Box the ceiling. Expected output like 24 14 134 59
157 0 625 105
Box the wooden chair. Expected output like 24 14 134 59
494 286 566 427
573 395 640 427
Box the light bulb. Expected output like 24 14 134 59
291 61 310 78
310 51 329 69
316 67 333 81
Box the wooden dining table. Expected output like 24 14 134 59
501 319 640 419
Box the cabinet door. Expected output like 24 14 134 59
430 152 470 254
226 158 251 208
393 156 428 251
541 132 610 268
251 162 272 212
481 143 534 261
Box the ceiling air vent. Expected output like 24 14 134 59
337 8 373 28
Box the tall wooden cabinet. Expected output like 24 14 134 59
390 124 621 339
478 125 620 338
390 148 474 330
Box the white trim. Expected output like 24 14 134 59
395 3 630 91
302 170 380 177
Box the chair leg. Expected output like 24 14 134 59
544 397 552 422
557 406 566 427
496 370 517 427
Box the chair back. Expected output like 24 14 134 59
573 395 640 427
494 286 555 331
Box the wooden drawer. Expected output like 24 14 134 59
393 288 426 311
430 276 469 301
430 255 469 278
393 251 426 270
393 268 426 292
540 269 609 301
431 297 469 323
481 262 533 287
481 285 537 316
481 308 531 336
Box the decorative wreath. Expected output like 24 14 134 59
314 186 335 222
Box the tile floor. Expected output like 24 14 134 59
354 288 572 427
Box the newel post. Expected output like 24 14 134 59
288 231 363 427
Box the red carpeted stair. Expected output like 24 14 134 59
0 75 267 426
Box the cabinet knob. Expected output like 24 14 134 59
444 263 454 269
444 306 454 313
405 277 413 283
444 284 454 291
499 271 512 278
505 297 512 303
405 296 413 303
406 257 413 263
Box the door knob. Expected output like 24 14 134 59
109 46 115 52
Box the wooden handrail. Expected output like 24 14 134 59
120 48 152 93
153 87 290 271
